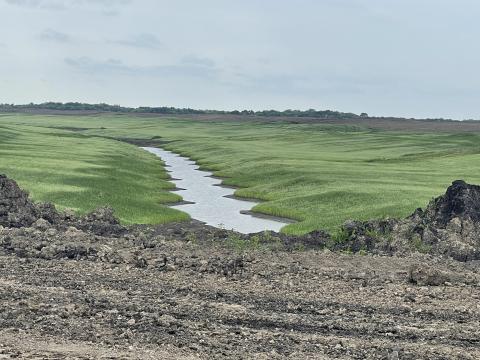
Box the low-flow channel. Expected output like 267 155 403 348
142 147 289 234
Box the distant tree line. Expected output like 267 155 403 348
0 102 364 119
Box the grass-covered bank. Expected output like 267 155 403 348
0 121 189 224
2 113 480 234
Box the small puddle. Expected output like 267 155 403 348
142 147 290 234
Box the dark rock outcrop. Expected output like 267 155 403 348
421 180 480 226
0 175 39 228
404 180 480 261
0 174 125 236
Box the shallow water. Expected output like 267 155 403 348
142 147 289 234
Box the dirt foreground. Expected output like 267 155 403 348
1 245 480 359
1 175 480 359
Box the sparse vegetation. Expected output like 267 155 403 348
329 228 350 247
225 233 260 253
365 228 382 239
224 232 285 253
412 234 432 253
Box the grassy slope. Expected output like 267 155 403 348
0 119 189 224
2 114 480 234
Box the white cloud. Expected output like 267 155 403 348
5 0 131 10
109 33 163 50
39 28 71 42
65 57 220 80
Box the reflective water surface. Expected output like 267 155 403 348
142 147 289 234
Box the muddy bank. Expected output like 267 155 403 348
1 175 480 358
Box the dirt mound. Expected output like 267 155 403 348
408 263 450 286
72 207 125 237
419 180 480 225
0 174 126 237
0 175 39 228
338 180 480 261
410 181 480 260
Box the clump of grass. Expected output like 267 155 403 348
358 246 368 256
225 233 260 253
328 228 350 248
411 234 432 254
365 228 382 239
293 243 306 251
258 231 283 250
225 231 284 253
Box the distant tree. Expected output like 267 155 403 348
0 102 370 119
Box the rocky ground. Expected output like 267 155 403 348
1 175 480 359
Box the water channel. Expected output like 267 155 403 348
142 147 290 234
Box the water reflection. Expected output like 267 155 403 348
142 147 288 234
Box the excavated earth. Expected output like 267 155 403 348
1 175 480 359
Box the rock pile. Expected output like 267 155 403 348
0 175 39 228
336 180 480 261
406 180 480 260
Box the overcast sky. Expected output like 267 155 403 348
0 0 479 119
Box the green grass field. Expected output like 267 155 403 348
0 118 189 224
2 113 480 234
